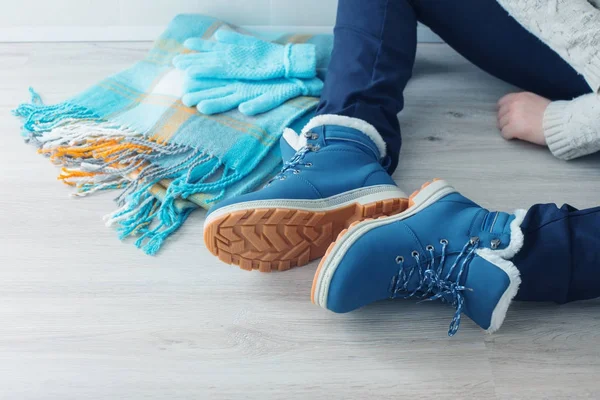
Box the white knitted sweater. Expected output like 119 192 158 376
497 0 600 160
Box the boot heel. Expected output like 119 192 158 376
408 179 455 208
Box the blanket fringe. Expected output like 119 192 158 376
13 88 101 136
13 94 204 253
30 120 204 201
13 88 250 255
104 187 194 255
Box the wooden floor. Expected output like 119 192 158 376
1 42 600 400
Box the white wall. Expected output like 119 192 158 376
0 0 440 42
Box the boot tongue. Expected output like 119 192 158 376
481 211 515 237
280 128 307 161
472 211 517 252
279 112 315 161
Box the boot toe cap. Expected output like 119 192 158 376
323 226 401 313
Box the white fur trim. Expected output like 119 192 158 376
493 209 527 259
301 115 387 159
475 248 522 334
282 127 307 151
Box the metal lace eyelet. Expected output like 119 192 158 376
293 169 300 175
395 256 404 264
312 145 320 151
411 250 419 258
311 134 319 140
305 162 313 167
440 239 448 245
491 238 501 249
470 236 480 245
303 131 312 138
279 176 287 181
426 245 434 251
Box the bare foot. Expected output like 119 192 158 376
497 92 551 146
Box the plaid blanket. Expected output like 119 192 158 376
13 14 332 255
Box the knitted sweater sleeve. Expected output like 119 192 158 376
496 0 600 92
544 93 600 160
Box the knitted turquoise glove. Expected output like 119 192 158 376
173 30 317 80
182 77 323 116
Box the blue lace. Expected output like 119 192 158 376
389 238 480 336
268 141 318 185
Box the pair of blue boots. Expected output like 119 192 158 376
204 115 525 336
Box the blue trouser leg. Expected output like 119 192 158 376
413 0 592 101
317 0 593 174
514 204 600 303
315 0 418 174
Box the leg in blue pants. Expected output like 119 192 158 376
514 204 600 303
317 0 599 303
317 0 593 173
316 0 418 174
412 0 592 101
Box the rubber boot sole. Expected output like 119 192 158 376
203 186 408 272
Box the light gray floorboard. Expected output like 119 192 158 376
0 42 599 400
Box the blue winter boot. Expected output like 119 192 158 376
203 115 408 272
311 179 527 335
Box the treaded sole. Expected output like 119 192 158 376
203 198 409 272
